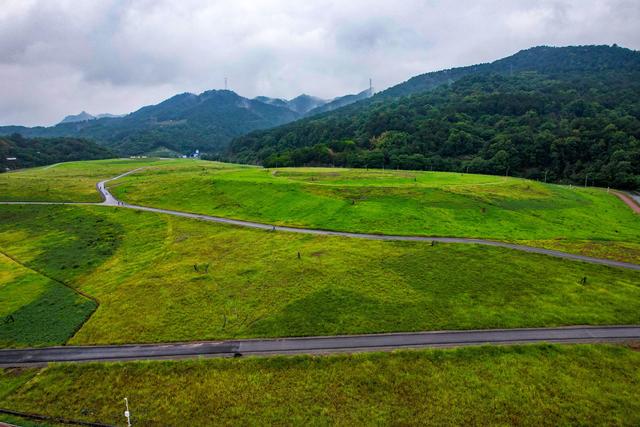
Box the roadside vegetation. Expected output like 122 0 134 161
0 204 639 346
1 344 639 425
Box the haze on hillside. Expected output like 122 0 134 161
1 0 639 126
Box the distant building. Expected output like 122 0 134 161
6 157 16 161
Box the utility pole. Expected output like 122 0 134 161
224 77 228 91
584 173 589 188
544 170 548 183
124 398 131 427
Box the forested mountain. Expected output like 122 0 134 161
286 94 328 114
306 88 373 116
0 134 113 171
228 45 640 189
0 88 369 156
0 90 300 155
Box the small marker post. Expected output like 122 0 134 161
124 397 131 427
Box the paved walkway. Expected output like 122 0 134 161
1 326 638 367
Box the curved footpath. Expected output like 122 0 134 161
1 326 639 367
0 168 639 271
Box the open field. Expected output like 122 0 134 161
0 253 95 347
110 164 639 240
0 158 212 202
0 204 639 346
2 159 638 262
1 344 639 425
109 163 640 262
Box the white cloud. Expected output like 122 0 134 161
0 0 638 126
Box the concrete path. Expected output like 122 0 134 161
1 326 638 367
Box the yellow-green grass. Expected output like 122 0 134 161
110 164 640 262
3 160 638 262
0 158 225 202
0 253 95 347
512 239 640 265
1 344 639 425
1 205 639 346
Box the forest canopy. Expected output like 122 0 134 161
228 46 640 189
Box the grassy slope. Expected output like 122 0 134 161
1 345 639 425
0 158 187 202
0 253 95 347
111 165 640 262
2 159 638 262
0 205 639 345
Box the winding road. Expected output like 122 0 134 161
1 167 639 271
0 168 639 365
1 326 639 367
92 170 640 271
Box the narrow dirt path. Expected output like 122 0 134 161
613 191 640 214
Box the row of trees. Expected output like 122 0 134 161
0 134 113 170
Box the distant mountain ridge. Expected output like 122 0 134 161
59 111 124 124
1 87 370 155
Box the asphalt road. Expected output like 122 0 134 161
1 326 638 367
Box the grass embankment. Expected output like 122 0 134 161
1 344 639 425
0 158 200 202
0 253 95 347
3 160 638 262
1 205 639 345
111 164 640 263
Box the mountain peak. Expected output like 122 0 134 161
59 111 96 124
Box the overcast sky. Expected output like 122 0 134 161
1 0 639 126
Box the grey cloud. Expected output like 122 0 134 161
1 0 639 126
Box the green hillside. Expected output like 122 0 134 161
228 45 640 189
0 134 113 171
0 91 300 156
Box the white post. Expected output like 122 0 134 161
124 397 131 427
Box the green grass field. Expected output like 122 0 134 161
110 163 640 242
2 159 638 262
0 204 639 345
0 253 96 347
0 158 191 202
1 344 639 425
